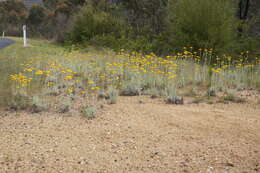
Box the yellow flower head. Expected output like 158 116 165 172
24 68 33 72
67 88 74 94
91 87 100 91
64 75 73 80
88 80 95 85
35 70 44 75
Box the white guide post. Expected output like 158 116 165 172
23 25 27 47
2 31 4 38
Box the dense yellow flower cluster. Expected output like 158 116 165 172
8 48 259 96
10 73 32 88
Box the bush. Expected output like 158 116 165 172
8 91 30 111
164 87 184 104
64 0 258 56
67 3 125 45
121 81 141 96
166 96 184 105
81 105 96 119
107 87 118 104
27 5 46 29
167 0 238 52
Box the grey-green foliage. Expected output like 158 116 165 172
144 88 161 98
107 87 118 104
164 87 183 104
32 95 46 107
82 106 96 119
167 0 238 52
9 90 30 111
58 97 71 113
29 95 48 113
121 80 141 96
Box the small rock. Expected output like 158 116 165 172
139 100 145 104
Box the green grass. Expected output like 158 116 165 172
0 37 64 108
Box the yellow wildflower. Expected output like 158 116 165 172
64 75 73 80
35 70 44 75
24 68 33 72
88 80 94 85
67 88 74 94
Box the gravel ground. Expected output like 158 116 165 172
0 96 259 173
0 38 15 49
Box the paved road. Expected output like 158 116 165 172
0 38 15 49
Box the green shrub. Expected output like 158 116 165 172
67 3 125 45
168 0 238 52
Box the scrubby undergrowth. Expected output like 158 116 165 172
0 38 259 118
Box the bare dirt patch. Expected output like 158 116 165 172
0 96 260 173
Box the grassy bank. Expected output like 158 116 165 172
0 37 64 108
0 38 259 113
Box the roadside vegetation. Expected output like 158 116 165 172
0 38 259 117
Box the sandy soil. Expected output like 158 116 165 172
0 96 259 173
